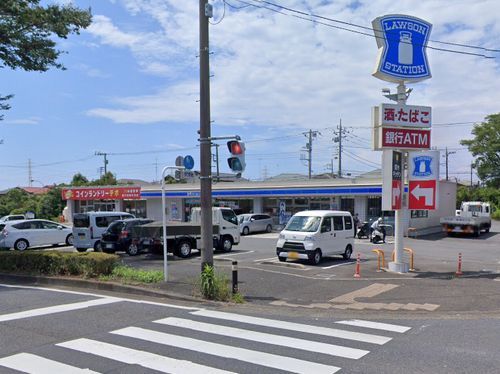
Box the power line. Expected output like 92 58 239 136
230 0 498 58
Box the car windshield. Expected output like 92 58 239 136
107 221 125 234
285 216 321 232
73 214 90 228
221 209 238 225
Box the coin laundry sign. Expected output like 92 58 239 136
372 14 432 83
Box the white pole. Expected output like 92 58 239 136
161 165 185 282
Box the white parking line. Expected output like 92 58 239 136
335 319 411 333
254 256 278 262
322 261 356 270
217 250 254 258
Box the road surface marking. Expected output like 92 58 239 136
155 317 369 359
0 283 198 310
0 353 100 373
253 256 277 262
322 261 356 269
112 327 340 374
0 298 120 322
58 338 234 374
216 250 254 258
335 319 411 333
191 310 391 345
329 283 399 303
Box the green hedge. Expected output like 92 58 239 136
0 251 119 278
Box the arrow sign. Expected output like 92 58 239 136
408 180 436 210
411 184 433 205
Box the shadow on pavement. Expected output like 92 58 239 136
414 270 500 279
407 231 497 242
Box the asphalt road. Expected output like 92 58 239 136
1 284 499 374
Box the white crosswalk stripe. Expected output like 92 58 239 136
0 352 100 373
0 308 412 373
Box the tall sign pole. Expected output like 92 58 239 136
372 14 433 273
199 0 213 270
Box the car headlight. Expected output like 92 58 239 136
279 233 285 240
304 236 315 242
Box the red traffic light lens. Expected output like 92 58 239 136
228 141 243 155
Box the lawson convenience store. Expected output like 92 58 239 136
62 177 456 235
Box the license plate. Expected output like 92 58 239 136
78 233 85 238
105 244 113 249
143 239 151 245
288 251 299 259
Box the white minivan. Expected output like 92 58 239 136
276 210 354 265
72 211 134 252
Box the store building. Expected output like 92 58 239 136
62 176 456 235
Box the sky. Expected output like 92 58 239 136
1 0 499 189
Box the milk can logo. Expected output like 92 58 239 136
372 14 432 83
412 156 433 177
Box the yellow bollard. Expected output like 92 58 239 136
391 248 415 271
371 249 386 272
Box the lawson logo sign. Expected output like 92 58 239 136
372 14 432 83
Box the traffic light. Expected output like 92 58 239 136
227 140 246 173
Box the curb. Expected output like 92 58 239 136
0 273 201 303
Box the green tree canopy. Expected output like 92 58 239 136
70 173 89 186
460 113 500 188
0 0 92 117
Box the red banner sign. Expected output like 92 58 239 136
62 187 141 201
381 127 431 149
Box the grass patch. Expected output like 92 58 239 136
197 264 243 302
100 265 164 284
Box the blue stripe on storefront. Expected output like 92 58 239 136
140 186 409 198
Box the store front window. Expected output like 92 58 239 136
123 200 147 218
340 198 355 214
75 200 116 213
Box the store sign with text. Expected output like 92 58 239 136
62 187 141 201
382 150 403 211
408 150 439 210
380 103 431 128
380 127 431 149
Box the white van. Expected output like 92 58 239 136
276 210 354 265
72 211 134 252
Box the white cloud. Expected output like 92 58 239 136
2 117 41 125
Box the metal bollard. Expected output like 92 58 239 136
232 260 238 294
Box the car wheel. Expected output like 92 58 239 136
278 256 286 262
485 227 490 233
93 240 102 252
219 236 233 252
343 245 353 260
242 227 249 235
309 249 322 265
266 224 272 233
357 232 363 239
65 234 74 246
14 239 29 251
175 240 192 258
76 248 87 253
127 243 139 256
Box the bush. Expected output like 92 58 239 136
101 266 164 284
199 264 231 301
0 251 118 278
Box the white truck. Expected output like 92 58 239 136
128 207 240 257
440 201 492 237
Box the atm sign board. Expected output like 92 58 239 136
381 127 431 149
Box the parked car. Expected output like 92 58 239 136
0 214 26 222
100 218 153 253
72 211 135 252
276 210 354 265
0 219 73 251
238 213 273 235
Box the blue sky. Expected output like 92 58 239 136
1 0 499 189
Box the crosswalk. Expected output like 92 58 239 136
0 306 412 373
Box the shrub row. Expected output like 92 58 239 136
0 251 119 278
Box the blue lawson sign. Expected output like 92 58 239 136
372 14 432 83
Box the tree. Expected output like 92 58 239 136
0 0 92 117
70 173 89 186
93 172 117 186
460 113 500 188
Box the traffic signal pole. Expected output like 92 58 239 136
199 0 213 270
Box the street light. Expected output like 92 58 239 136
161 165 185 282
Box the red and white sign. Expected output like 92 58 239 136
408 180 436 210
380 103 431 128
61 187 141 201
392 180 402 210
382 150 403 211
381 127 431 149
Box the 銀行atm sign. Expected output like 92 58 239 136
381 127 431 149
408 150 439 210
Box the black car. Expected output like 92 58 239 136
100 218 153 253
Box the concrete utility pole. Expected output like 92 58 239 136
199 0 213 270
443 147 456 181
212 143 220 182
332 119 349 178
28 159 32 187
95 151 109 174
302 129 320 179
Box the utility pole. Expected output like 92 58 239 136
199 0 213 271
28 159 32 187
332 119 349 178
95 151 109 174
212 143 220 182
443 147 456 181
302 129 320 179
470 162 473 187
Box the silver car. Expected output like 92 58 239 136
238 214 273 235
0 219 73 251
